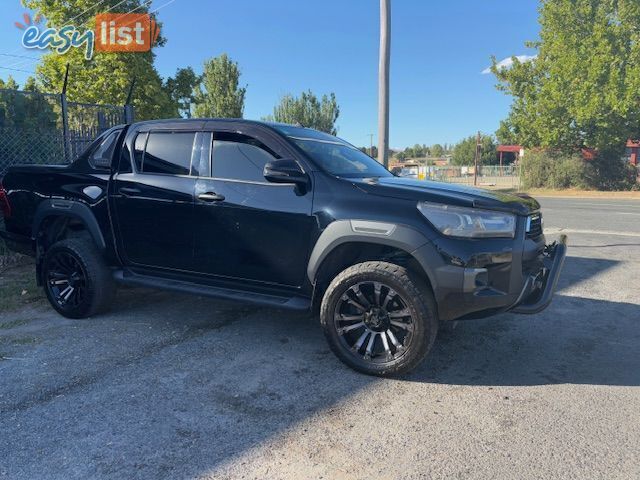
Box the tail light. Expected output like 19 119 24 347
0 181 11 219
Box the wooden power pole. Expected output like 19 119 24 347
378 0 391 168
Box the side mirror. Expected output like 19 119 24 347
263 159 309 186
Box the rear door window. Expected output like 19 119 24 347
142 131 196 175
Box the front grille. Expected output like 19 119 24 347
526 213 543 238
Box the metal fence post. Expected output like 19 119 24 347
124 104 135 124
124 77 135 124
60 64 71 163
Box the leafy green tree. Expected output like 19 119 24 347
0 76 57 129
451 134 497 166
265 90 339 135
164 67 200 118
193 54 246 118
0 76 62 168
495 119 519 146
24 0 178 120
411 144 425 158
430 144 444 157
492 0 640 156
0 77 19 90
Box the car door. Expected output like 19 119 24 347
111 128 199 271
192 126 314 287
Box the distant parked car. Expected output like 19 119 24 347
399 162 420 178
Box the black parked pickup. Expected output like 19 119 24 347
0 119 566 376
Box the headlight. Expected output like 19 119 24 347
417 201 516 238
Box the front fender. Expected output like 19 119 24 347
307 219 432 283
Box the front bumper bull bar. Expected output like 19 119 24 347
510 234 568 315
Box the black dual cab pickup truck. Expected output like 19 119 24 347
0 119 566 376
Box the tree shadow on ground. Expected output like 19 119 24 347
1 255 637 479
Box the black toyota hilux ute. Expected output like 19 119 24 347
0 119 567 376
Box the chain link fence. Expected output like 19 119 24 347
426 165 520 189
397 164 521 189
0 88 132 175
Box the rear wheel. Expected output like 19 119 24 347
320 261 438 376
42 239 115 319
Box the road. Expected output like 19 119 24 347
1 197 639 479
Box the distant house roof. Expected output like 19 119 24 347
497 145 522 153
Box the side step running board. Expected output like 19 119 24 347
113 271 310 311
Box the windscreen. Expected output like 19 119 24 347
271 124 392 178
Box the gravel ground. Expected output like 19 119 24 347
1 197 639 479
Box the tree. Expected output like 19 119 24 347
24 0 178 120
451 134 497 166
265 90 339 135
193 54 246 118
412 144 425 158
0 76 62 168
164 67 200 118
430 143 444 157
495 119 518 145
492 0 640 156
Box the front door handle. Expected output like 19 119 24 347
198 192 225 202
119 187 141 196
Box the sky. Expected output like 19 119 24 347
0 0 540 149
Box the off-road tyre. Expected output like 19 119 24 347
42 238 116 319
320 261 438 376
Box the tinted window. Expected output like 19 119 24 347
291 138 392 178
211 132 280 182
133 132 147 172
143 132 195 175
90 130 120 169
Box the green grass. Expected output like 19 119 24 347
0 262 44 312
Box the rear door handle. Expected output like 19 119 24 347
198 192 225 202
119 187 141 196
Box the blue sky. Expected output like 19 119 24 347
0 0 540 148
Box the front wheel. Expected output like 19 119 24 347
320 261 438 376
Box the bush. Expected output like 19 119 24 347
586 150 638 191
520 150 638 190
520 151 588 189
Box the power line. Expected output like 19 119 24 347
0 66 36 74
0 53 40 60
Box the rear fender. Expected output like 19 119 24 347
32 199 106 250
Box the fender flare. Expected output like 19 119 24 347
32 199 106 251
306 219 436 286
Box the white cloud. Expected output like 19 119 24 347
481 55 537 74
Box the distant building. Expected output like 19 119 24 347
498 141 639 165
625 140 639 165
496 145 524 166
